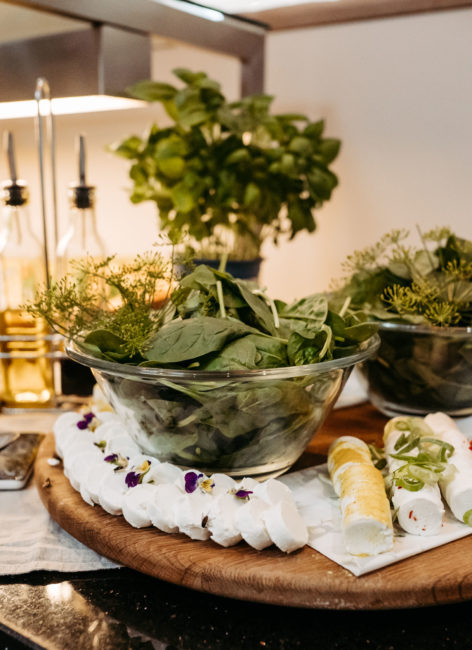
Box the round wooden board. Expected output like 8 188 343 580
35 430 472 610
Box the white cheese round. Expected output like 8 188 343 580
235 497 272 550
122 483 157 528
263 501 308 553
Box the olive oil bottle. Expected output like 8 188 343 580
55 135 104 397
0 133 53 409
55 135 105 278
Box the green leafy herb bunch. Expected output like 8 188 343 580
26 253 375 369
334 227 472 327
112 68 341 261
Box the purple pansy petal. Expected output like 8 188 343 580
76 420 88 430
235 489 253 500
83 412 95 423
125 471 141 488
104 454 118 463
184 471 203 494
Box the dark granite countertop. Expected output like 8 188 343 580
1 568 472 650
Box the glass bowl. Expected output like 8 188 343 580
358 322 472 417
67 335 379 479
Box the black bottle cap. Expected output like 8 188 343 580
69 184 95 210
1 180 28 207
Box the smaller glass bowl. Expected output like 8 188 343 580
358 322 472 417
67 335 379 480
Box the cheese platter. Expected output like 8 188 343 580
34 403 472 610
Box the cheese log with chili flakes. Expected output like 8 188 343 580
383 418 444 536
424 413 472 526
328 436 393 556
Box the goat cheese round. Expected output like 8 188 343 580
148 484 183 533
174 492 211 540
235 498 272 550
263 501 308 553
122 483 157 528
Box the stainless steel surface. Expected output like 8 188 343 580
5 132 17 183
78 135 86 187
34 77 51 287
2 1 265 95
0 25 152 102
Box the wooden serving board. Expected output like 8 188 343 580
34 404 472 610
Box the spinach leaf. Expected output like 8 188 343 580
144 316 253 364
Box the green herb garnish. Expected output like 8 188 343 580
463 509 472 527
386 417 455 492
335 227 472 327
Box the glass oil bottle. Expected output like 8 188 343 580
55 135 105 396
0 133 53 409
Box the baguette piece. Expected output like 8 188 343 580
384 417 444 536
328 436 393 556
424 412 472 526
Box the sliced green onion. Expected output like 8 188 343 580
395 476 425 491
422 437 455 462
407 464 441 486
463 509 472 527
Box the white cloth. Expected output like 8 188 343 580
0 411 119 576
0 481 119 575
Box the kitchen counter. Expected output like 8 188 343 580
1 405 472 650
1 567 472 649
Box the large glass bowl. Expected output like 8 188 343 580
67 335 379 479
358 322 472 417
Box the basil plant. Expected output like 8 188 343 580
113 68 341 261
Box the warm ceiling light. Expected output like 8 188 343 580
156 0 225 22
0 96 145 120
201 0 339 11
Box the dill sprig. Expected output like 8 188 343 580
335 226 472 327
25 249 176 358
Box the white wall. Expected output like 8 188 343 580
261 8 472 299
2 9 472 301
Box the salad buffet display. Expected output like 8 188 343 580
28 230 472 595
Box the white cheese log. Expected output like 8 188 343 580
384 421 444 536
328 436 393 555
424 413 470 452
424 413 472 524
